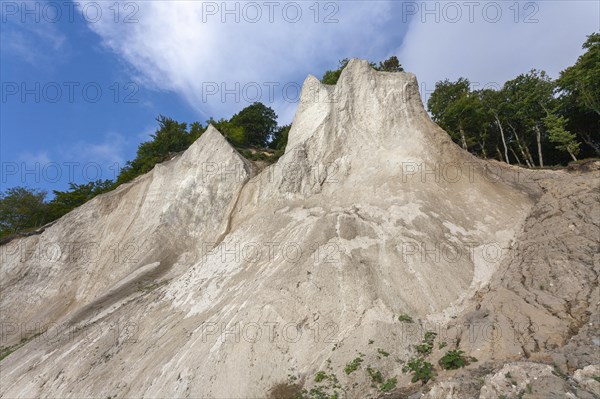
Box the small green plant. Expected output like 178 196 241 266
314 371 328 383
505 372 512 379
0 347 16 362
377 348 390 357
379 377 397 392
414 330 437 356
402 357 434 384
415 342 433 356
313 371 338 387
423 331 437 343
591 376 600 383
438 341 447 349
344 356 364 375
368 339 374 345
308 386 329 399
398 314 414 323
0 331 44 362
367 367 383 383
439 350 474 370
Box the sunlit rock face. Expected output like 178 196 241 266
2 60 597 399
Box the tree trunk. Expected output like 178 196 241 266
494 115 510 165
534 125 544 167
580 132 600 156
480 142 487 158
579 87 600 116
509 124 533 167
510 146 523 165
568 151 578 162
459 126 468 150
524 145 535 167
496 146 503 162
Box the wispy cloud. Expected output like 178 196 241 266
1 15 69 66
78 0 401 120
18 150 51 165
68 132 128 168
77 0 597 121
11 134 130 187
397 1 599 104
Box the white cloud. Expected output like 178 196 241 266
18 150 51 165
79 1 597 121
49 132 129 182
70 132 128 168
397 1 599 104
78 0 400 121
13 134 129 187
1 15 68 66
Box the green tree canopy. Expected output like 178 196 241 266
427 78 477 150
557 33 600 116
230 102 278 147
478 88 511 162
427 78 471 123
48 180 115 220
556 33 600 155
269 124 291 151
503 70 557 167
321 56 404 84
544 114 581 161
376 56 404 72
117 116 207 184
0 187 48 237
321 58 350 85
209 117 247 147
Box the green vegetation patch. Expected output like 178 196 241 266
402 357 435 384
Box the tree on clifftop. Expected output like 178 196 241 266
376 56 404 72
230 102 278 147
544 114 581 161
0 187 48 236
556 32 600 155
321 56 404 85
427 78 474 150
557 33 600 116
321 58 350 85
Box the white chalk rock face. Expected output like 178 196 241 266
0 60 533 398
0 126 254 343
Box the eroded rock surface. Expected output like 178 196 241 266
1 60 598 398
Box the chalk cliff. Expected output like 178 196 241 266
1 60 598 398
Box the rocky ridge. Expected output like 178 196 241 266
0 60 598 398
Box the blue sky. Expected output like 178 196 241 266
1 0 598 195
